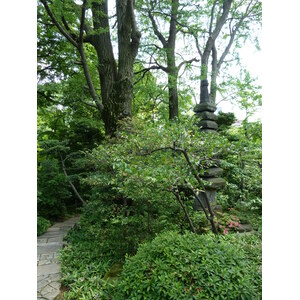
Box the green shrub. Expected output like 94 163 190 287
37 216 51 236
59 223 113 300
113 231 261 300
38 159 71 220
217 120 261 210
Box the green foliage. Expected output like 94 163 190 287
218 70 262 119
113 231 262 299
37 216 51 236
38 158 71 220
37 85 105 221
59 223 113 300
220 120 262 211
38 2 262 298
217 111 236 131
80 118 228 255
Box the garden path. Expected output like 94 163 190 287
37 216 80 300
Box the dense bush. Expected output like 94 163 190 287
80 118 229 253
58 118 262 299
113 231 262 300
219 120 262 211
37 216 51 236
37 104 105 222
37 158 71 220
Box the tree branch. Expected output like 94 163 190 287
37 90 60 105
79 0 87 44
193 34 203 58
209 0 219 35
148 7 167 47
178 57 200 71
40 0 78 48
129 0 141 59
172 189 197 233
76 0 103 113
59 153 87 206
142 145 218 234
77 98 98 109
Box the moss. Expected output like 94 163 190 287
103 262 123 281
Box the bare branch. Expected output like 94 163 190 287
59 153 87 206
178 57 200 71
134 66 162 84
78 98 98 109
172 189 197 233
148 9 167 47
142 145 218 234
209 0 219 35
193 34 203 58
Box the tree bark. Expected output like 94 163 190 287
59 154 86 206
173 191 196 233
167 0 179 120
88 0 141 135
148 0 180 120
89 1 119 135
199 0 233 103
167 53 179 120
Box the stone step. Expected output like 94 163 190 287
237 223 253 233
37 263 61 277
37 215 80 300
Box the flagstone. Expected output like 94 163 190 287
37 216 80 300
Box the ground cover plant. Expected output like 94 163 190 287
37 216 51 236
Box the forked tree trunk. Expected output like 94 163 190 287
88 0 140 135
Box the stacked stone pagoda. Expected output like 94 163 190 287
193 79 226 210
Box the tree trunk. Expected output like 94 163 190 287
116 0 135 121
168 72 179 120
148 0 179 121
210 43 218 104
167 52 179 120
90 1 118 135
89 0 140 135
199 0 233 104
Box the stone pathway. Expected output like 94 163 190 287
37 216 80 300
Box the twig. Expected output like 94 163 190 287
59 153 87 206
172 189 197 233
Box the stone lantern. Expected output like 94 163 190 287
193 79 226 210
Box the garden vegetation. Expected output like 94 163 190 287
37 0 262 298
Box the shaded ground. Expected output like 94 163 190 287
37 216 80 300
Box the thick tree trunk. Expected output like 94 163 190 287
167 0 179 120
88 0 140 135
167 66 179 120
41 0 138 135
90 1 118 135
117 0 135 121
